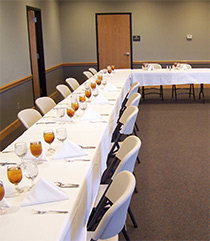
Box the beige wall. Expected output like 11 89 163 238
60 1 210 62
0 0 209 87
0 0 62 86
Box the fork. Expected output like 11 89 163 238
79 145 96 149
54 181 79 188
33 209 68 214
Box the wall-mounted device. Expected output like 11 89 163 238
186 34 192 41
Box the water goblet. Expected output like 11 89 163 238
56 127 67 143
0 181 7 215
7 164 23 194
102 77 107 87
43 129 55 153
56 107 66 124
14 142 27 164
30 141 43 164
111 65 115 71
23 160 39 190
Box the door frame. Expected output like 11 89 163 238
95 12 133 70
26 6 47 101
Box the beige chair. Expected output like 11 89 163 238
83 71 93 79
88 67 98 75
35 96 56 115
56 84 71 98
172 63 195 101
142 63 163 100
87 171 136 241
17 108 42 129
65 77 80 92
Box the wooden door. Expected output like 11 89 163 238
96 13 132 70
27 6 46 100
27 9 40 99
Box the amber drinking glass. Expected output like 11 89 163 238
0 181 6 215
66 105 75 121
7 165 23 194
79 94 87 111
43 130 55 152
30 141 42 159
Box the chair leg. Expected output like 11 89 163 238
122 226 131 241
192 84 195 101
135 122 139 132
160 85 163 100
128 206 138 228
142 86 145 100
174 85 177 101
172 85 175 98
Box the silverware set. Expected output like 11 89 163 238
33 209 68 214
54 181 79 188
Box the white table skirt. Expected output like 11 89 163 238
131 68 210 86
0 69 131 241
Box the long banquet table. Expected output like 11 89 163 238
0 70 131 241
0 67 210 241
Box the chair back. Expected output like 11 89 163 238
119 106 139 135
126 92 141 108
56 84 71 98
91 171 136 240
127 82 140 99
143 63 162 70
113 136 141 179
35 96 56 115
65 78 80 91
17 108 42 129
176 63 192 70
88 68 98 75
83 71 93 79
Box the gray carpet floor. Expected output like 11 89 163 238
120 89 210 241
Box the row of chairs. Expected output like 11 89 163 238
142 63 195 101
17 69 95 128
17 68 142 240
56 68 97 99
86 82 142 241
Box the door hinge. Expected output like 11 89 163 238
36 53 40 59
34 17 37 23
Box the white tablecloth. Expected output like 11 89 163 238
131 68 210 86
0 69 131 241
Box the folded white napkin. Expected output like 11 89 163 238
80 108 102 121
23 150 48 162
148 65 154 71
181 64 188 70
21 178 69 207
53 140 86 159
91 93 109 105
103 83 118 91
0 198 10 207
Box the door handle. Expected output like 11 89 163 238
124 52 130 56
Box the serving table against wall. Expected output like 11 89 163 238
0 70 131 241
